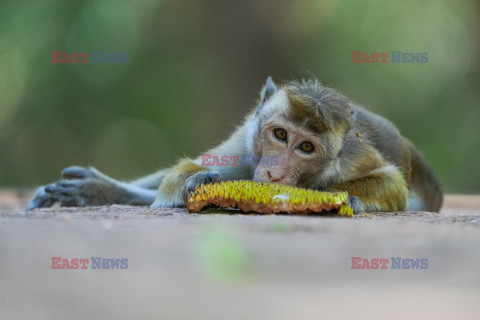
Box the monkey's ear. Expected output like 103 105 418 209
261 76 278 102
257 76 278 116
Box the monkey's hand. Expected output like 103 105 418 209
28 166 142 210
348 196 365 214
151 159 221 208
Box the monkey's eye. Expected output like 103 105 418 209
300 142 314 153
274 128 288 142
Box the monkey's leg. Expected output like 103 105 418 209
28 166 157 210
151 159 222 208
129 168 170 190
327 165 409 213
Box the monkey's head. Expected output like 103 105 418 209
247 77 353 188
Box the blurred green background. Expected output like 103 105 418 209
0 0 478 193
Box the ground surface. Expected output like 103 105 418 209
1 191 480 320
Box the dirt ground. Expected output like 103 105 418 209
1 190 479 320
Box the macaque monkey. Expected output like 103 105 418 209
29 77 443 213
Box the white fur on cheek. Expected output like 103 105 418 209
245 116 259 157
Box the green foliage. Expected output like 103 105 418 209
0 0 478 192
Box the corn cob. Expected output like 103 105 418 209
187 180 353 217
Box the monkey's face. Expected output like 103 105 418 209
252 121 329 187
248 78 351 188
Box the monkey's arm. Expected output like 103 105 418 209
327 164 409 213
151 126 253 207
28 124 253 210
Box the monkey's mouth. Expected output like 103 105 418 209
270 179 296 187
254 176 296 187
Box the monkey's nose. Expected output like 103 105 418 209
267 171 284 183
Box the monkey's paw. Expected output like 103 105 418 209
348 196 365 214
28 166 130 210
185 171 222 194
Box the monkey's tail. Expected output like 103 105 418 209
408 143 443 212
